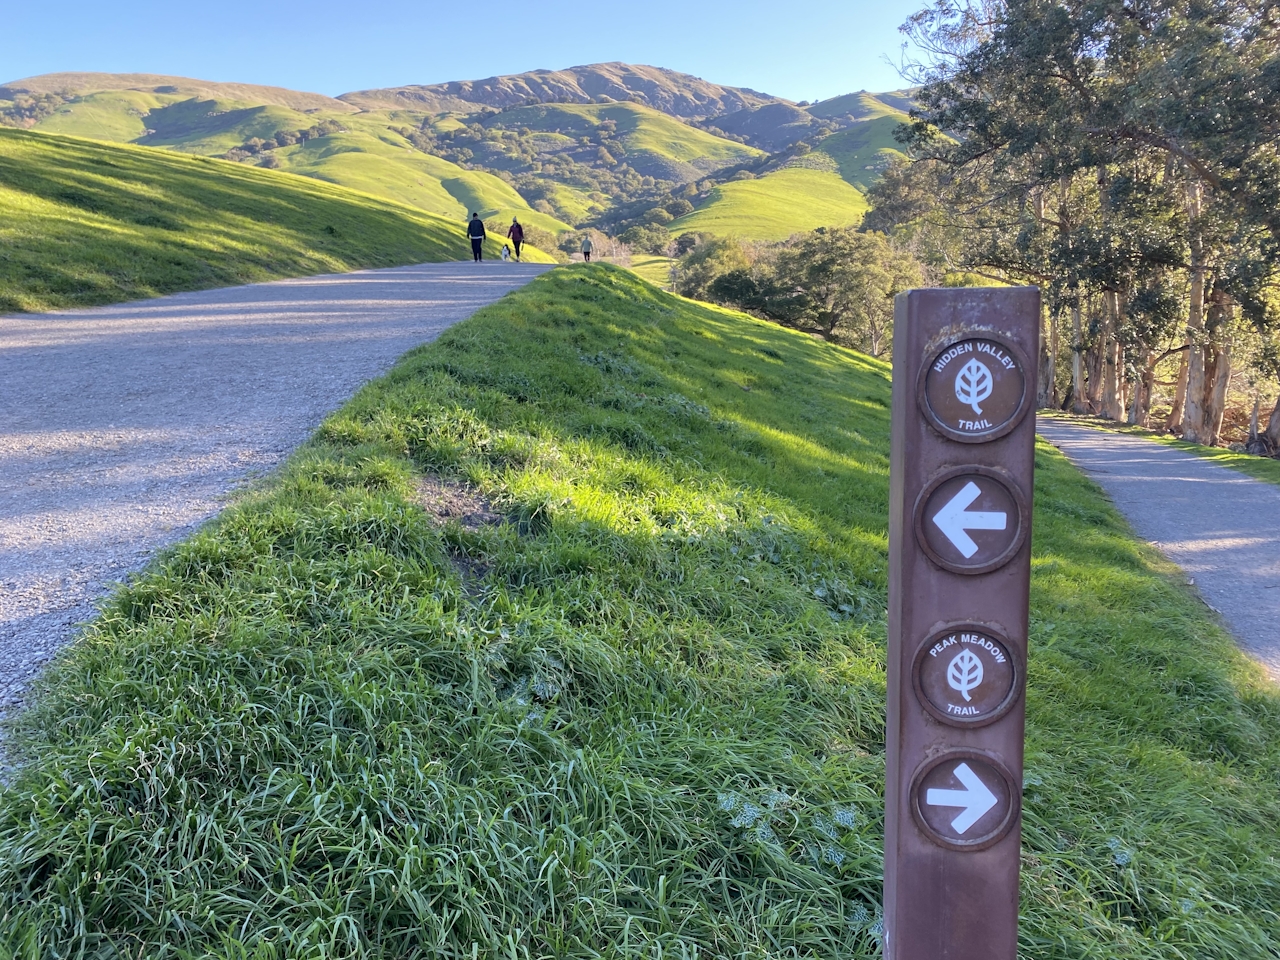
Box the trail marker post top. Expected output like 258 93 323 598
920 334 1031 442
885 288 1039 960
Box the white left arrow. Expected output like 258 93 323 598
926 762 998 834
932 481 1006 558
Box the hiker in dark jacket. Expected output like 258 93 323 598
467 213 486 262
507 217 525 261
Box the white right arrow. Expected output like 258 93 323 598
931 481 1006 558
926 762 999 834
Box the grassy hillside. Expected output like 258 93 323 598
2 265 1277 957
811 114 909 191
627 253 675 287
138 97 318 155
668 166 869 240
3 89 573 233
808 90 915 121
703 101 823 152
487 102 762 173
0 128 551 312
0 72 356 113
272 131 571 233
27 89 172 141
3 70 911 242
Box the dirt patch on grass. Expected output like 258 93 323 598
416 475 504 530
416 474 504 588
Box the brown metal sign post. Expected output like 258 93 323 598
884 287 1039 960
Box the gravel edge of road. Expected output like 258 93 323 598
0 263 553 760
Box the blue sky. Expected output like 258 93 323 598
0 0 925 101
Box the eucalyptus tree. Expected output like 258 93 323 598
897 0 1280 444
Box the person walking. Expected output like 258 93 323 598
466 213 486 262
507 217 525 261
581 234 593 262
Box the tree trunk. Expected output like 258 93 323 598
1128 347 1154 427
1101 292 1125 420
1186 292 1233 446
1049 303 1060 407
1185 297 1233 446
1247 395 1280 455
1083 295 1105 413
1166 349 1189 434
1031 189 1054 408
1204 337 1232 446
1085 345 1104 412
1183 335 1210 443
1182 181 1213 444
1070 295 1087 414
1037 299 1054 408
1265 396 1280 454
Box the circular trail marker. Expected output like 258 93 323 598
919 334 1030 443
913 625 1020 727
914 467 1028 575
911 751 1019 850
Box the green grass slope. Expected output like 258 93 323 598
274 132 571 233
669 166 869 240
7 90 571 234
812 115 909 191
0 71 356 113
808 90 914 121
138 97 319 155
2 265 1277 957
28 89 174 141
487 101 763 176
627 253 675 287
0 128 550 313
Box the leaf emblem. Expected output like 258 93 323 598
947 649 984 702
954 358 994 415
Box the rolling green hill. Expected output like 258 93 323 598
702 100 823 151
479 101 763 180
810 114 910 191
1 85 573 234
3 265 1277 957
269 130 572 233
807 90 915 121
1 68 911 243
140 97 320 154
24 89 171 141
668 166 869 240
0 128 551 313
0 71 356 113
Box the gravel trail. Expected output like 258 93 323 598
0 262 551 709
1038 419 1280 678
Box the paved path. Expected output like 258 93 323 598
0 262 551 710
1037 419 1280 678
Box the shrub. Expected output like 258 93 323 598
619 224 673 255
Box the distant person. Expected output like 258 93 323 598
507 217 525 261
581 234 593 262
501 243 512 262
466 213 486 262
